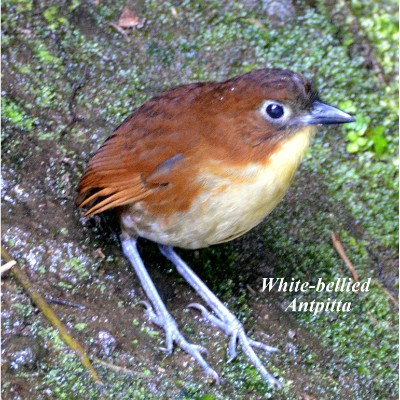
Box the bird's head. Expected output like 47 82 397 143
203 69 355 147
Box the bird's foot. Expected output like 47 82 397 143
158 244 281 388
138 301 219 383
188 303 280 388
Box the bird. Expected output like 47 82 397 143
76 68 355 387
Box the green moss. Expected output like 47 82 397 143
35 44 61 65
43 5 59 22
65 257 89 276
74 323 87 332
350 0 398 74
24 326 157 399
2 98 36 129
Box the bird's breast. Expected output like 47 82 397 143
121 126 315 249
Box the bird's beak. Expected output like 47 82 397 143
306 101 355 125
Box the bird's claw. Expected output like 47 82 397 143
137 300 152 310
137 301 163 326
227 332 239 361
248 338 279 354
138 301 219 382
187 302 205 312
188 302 281 387
188 303 229 331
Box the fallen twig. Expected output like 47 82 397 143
1 259 16 275
93 357 148 378
246 284 256 295
330 233 398 306
109 22 130 41
45 297 86 310
331 231 360 282
59 66 89 137
1 247 102 384
246 18 268 31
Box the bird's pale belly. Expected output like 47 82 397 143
121 127 315 249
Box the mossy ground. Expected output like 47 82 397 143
2 0 398 399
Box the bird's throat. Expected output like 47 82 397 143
201 125 316 245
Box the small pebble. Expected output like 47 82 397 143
97 330 117 357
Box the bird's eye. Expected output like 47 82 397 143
266 103 284 119
260 100 290 123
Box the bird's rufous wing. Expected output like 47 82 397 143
76 93 203 217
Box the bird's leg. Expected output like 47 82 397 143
158 244 281 388
120 235 219 382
